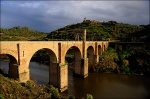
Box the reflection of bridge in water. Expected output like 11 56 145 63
0 30 109 92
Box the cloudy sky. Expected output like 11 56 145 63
1 0 149 32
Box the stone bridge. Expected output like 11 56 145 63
0 30 109 92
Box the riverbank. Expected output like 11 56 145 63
89 63 150 77
88 47 150 77
0 72 93 99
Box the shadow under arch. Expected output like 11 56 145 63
65 46 82 76
87 46 94 64
104 45 106 52
98 45 102 56
29 48 58 86
0 54 19 80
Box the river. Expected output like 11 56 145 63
0 61 150 98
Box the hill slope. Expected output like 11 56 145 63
0 26 47 41
45 19 148 41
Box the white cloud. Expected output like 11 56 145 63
19 2 41 8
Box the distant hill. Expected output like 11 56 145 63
0 26 47 41
45 19 149 49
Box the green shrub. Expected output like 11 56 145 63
26 81 33 89
20 82 26 87
0 94 5 99
86 94 93 99
121 65 131 74
67 95 75 99
49 86 59 98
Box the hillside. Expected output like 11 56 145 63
45 19 149 49
0 74 52 98
0 26 47 41
1 20 149 48
0 73 93 99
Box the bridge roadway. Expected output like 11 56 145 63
0 40 109 92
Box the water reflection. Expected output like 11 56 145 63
65 72 150 98
0 61 150 98
29 62 49 86
0 60 9 74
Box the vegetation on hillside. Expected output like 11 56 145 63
45 19 149 50
45 20 148 41
90 47 150 76
0 74 52 99
0 73 93 99
0 26 47 41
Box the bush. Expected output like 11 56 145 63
86 94 93 99
25 80 33 89
68 95 75 99
0 94 5 99
121 66 131 74
49 86 59 98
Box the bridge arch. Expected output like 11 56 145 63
103 42 109 52
98 45 102 55
104 45 106 51
28 48 58 86
87 46 94 69
0 54 19 79
65 46 82 75
29 48 57 64
87 46 94 64
0 49 18 61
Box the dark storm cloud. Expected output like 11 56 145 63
1 1 149 32
1 1 48 31
79 1 149 25
113 1 149 24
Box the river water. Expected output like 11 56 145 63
0 61 150 98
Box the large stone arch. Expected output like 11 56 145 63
0 53 19 80
7 54 19 79
28 48 58 86
28 48 57 63
27 48 57 64
64 46 82 75
0 49 18 61
87 46 94 69
60 42 82 63
86 42 95 55
87 46 94 63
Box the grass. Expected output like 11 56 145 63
0 74 52 98
1 35 46 41
0 74 93 99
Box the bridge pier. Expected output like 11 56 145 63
49 62 68 92
59 63 68 92
49 59 88 92
6 55 29 82
18 65 30 82
73 58 88 78
81 58 88 78
49 62 60 87
94 54 99 63
9 60 19 79
80 29 88 78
